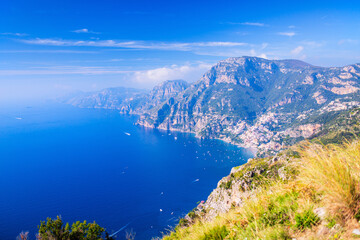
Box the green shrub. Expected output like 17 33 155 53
259 192 298 227
355 209 360 221
188 207 199 220
220 180 232 190
326 218 337 228
294 209 320 231
201 226 229 240
38 216 108 240
260 204 290 227
178 218 189 227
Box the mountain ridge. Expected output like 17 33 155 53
64 56 360 155
137 56 360 155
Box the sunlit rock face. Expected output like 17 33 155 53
66 56 360 154
138 57 360 154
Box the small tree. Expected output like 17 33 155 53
37 216 106 240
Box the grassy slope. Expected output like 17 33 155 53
162 108 360 240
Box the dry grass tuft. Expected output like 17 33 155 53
298 141 360 221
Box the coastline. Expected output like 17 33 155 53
135 118 258 156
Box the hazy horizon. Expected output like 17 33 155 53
2 0 360 101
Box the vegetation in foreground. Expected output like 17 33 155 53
16 217 122 240
163 140 360 239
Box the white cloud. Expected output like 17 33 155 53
278 32 296 37
260 43 268 50
0 63 214 87
21 38 248 51
1 32 28 37
0 66 132 76
258 53 268 59
72 29 100 34
0 50 97 54
338 39 358 45
240 22 266 27
291 46 304 55
288 25 296 29
132 63 213 85
301 41 324 48
227 22 267 27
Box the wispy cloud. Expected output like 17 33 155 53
72 28 101 34
0 50 98 54
0 66 132 76
291 46 304 55
338 39 358 45
227 22 267 27
1 32 28 37
0 63 213 87
241 22 266 27
301 41 325 48
133 63 213 85
21 38 248 51
278 32 296 37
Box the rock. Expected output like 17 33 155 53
314 207 327 220
353 229 360 235
268 156 278 164
277 167 287 181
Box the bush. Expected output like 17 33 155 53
294 209 320 231
37 216 109 240
326 218 337 228
220 180 232 190
201 226 229 240
177 218 189 227
258 191 298 227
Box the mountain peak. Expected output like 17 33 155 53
149 79 189 103
221 56 317 69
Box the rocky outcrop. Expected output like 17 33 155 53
182 152 295 223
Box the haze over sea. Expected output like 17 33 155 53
0 101 252 240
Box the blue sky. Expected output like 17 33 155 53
1 0 360 100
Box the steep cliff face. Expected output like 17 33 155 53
183 153 293 223
65 57 360 154
138 57 360 154
149 80 189 104
140 79 189 112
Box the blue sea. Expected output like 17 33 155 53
0 101 252 240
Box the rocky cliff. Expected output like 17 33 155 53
65 57 360 155
137 57 360 155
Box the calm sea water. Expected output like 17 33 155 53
0 101 252 240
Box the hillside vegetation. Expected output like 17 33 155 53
163 140 360 239
162 108 360 239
